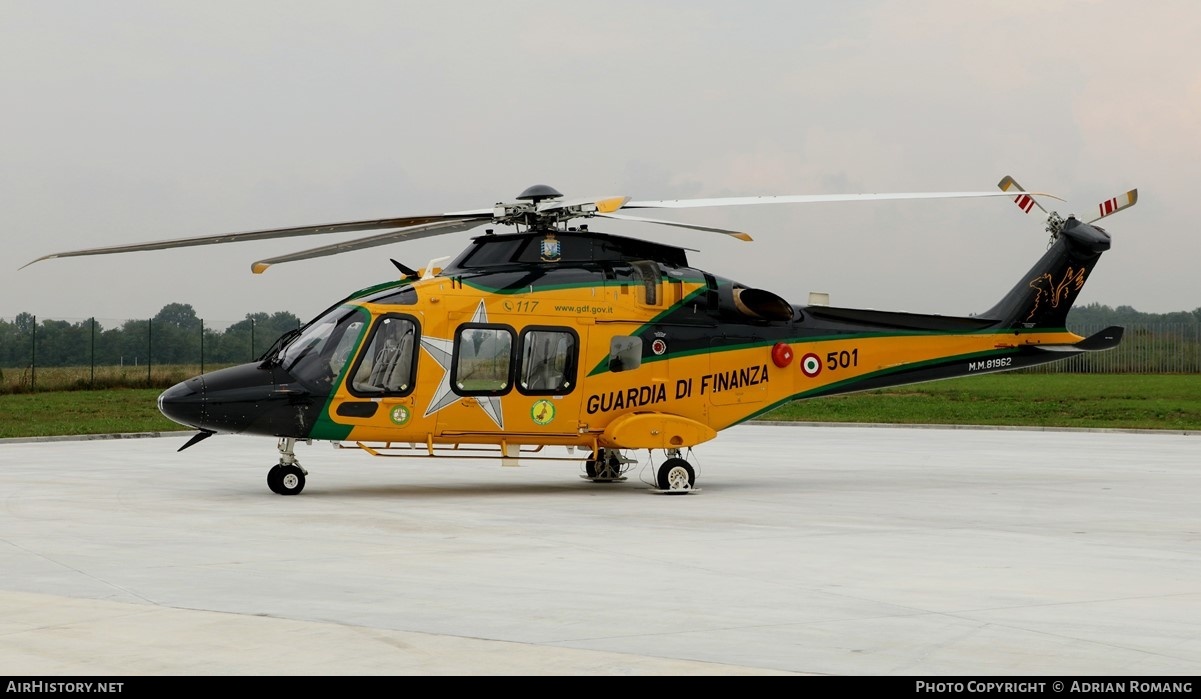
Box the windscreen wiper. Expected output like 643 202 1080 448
258 327 303 366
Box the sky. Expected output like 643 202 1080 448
4 0 1199 326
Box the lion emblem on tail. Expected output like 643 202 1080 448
1025 266 1087 322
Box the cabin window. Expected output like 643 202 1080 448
518 328 578 395
452 324 515 395
348 315 419 396
608 336 642 373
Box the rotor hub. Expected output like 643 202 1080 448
515 184 564 204
494 185 604 231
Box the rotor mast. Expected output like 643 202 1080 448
493 184 614 232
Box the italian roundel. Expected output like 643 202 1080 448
800 352 822 378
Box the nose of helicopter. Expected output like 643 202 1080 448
158 376 205 429
158 363 319 436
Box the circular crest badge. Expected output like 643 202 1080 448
800 353 822 378
389 405 412 426
531 399 556 425
651 338 667 355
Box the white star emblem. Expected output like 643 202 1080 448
419 300 504 429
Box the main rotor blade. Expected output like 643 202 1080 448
536 196 631 213
20 213 490 269
595 212 752 241
623 190 1062 210
250 218 486 274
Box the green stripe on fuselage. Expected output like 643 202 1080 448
308 305 371 441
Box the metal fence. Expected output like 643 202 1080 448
1 316 1198 393
1018 323 1201 374
0 315 303 393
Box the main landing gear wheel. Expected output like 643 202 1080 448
656 458 695 492
584 449 626 482
267 464 306 495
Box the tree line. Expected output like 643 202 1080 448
1068 302 1201 326
0 303 303 368
2 301 1199 370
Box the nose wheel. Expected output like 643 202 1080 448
655 457 695 492
267 437 308 495
267 464 306 495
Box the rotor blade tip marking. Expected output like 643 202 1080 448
596 196 630 214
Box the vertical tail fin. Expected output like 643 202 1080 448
983 177 1137 330
981 217 1111 329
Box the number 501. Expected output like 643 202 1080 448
826 349 859 370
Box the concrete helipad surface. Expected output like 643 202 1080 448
1 423 1199 676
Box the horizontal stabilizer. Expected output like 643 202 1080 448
1034 326 1124 353
1075 325 1124 351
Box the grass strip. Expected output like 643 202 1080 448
1 374 1199 439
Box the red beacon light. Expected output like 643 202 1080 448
771 342 793 368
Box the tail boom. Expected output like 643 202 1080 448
800 325 1124 400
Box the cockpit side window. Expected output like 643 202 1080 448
518 327 578 395
281 306 369 392
348 315 419 396
452 324 515 396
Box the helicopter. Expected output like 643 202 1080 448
23 176 1137 495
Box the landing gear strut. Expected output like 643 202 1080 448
584 448 628 482
267 437 308 495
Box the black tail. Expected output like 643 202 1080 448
981 217 1111 329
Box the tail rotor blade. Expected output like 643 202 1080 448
998 175 1050 215
1088 189 1138 224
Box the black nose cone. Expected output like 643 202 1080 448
157 363 324 437
158 377 205 429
